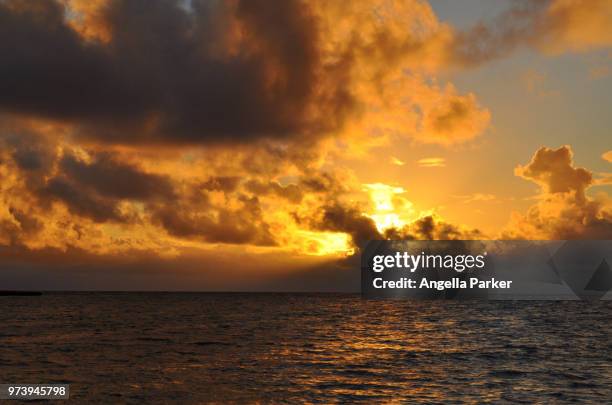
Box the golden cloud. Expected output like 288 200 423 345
505 145 612 239
417 157 446 168
514 145 592 201
541 0 612 54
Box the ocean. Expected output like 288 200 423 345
1 293 611 403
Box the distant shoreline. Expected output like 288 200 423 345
0 291 42 296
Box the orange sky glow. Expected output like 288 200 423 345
0 0 610 290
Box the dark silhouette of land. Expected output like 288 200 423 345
0 291 42 296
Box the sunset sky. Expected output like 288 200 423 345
0 0 611 290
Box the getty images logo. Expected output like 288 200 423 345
371 251 488 273
362 240 612 300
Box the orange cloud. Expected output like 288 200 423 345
62 0 112 43
505 146 612 239
515 145 592 201
416 85 491 145
390 157 405 166
453 194 497 204
541 0 612 54
449 0 612 66
417 157 446 168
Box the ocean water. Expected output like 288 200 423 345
1 293 610 403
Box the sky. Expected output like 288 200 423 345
0 0 611 291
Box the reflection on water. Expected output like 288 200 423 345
1 293 611 403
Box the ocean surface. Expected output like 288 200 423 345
1 293 611 403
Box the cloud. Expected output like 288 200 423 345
603 151 612 163
152 196 277 246
307 201 482 251
383 215 482 241
57 151 176 201
418 92 491 144
453 193 497 204
7 143 176 223
1 0 608 150
1 132 282 249
514 145 592 201
505 145 612 239
0 130 367 254
244 180 303 204
43 176 124 222
313 204 382 249
541 0 612 53
449 0 612 67
0 0 352 144
390 157 405 166
350 75 490 147
505 193 612 240
0 0 495 148
417 157 446 168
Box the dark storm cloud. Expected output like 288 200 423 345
383 215 482 241
314 204 382 249
11 142 52 171
0 207 41 246
4 131 56 185
43 176 123 222
8 207 43 235
244 180 303 203
1 131 284 245
300 172 343 193
201 176 242 193
1 132 176 222
58 152 176 200
152 195 277 246
0 0 354 144
310 204 482 251
40 150 176 222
